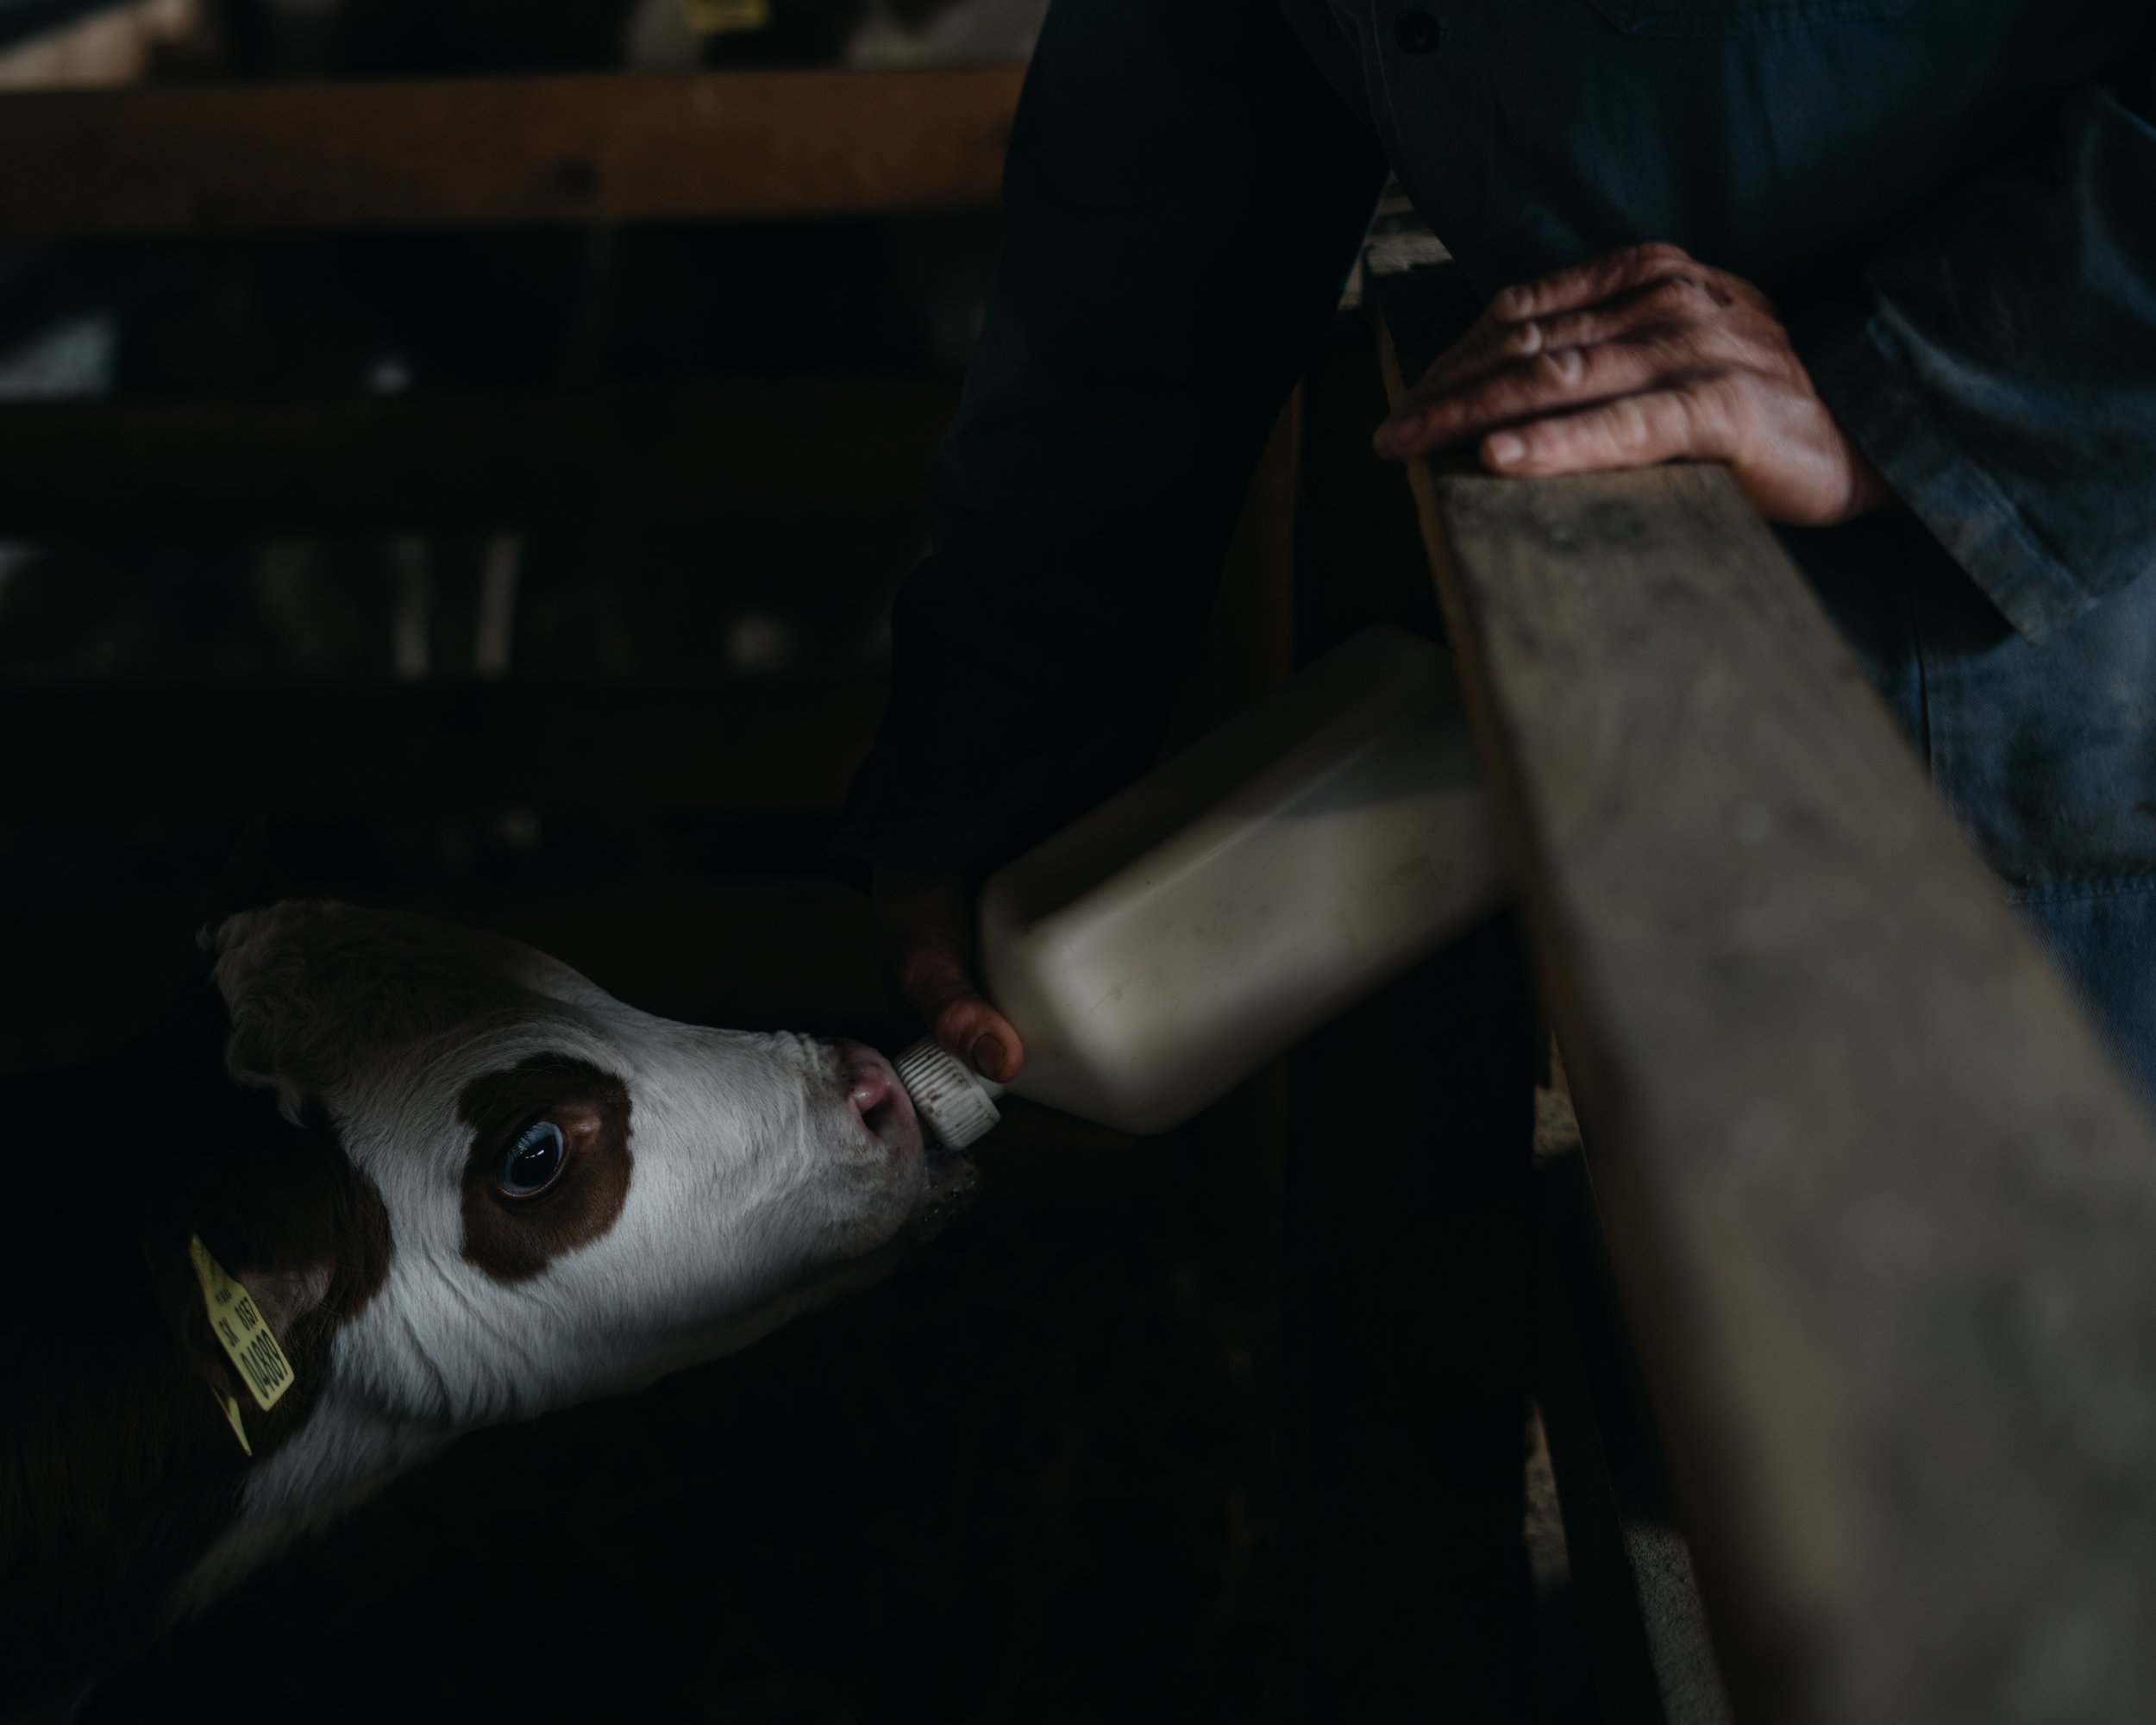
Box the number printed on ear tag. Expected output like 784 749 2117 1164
188 1234 295 1414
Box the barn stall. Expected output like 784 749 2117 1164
4 3 2153 1722
0 4 1482 1717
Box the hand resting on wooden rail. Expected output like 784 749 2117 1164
1372 242 1890 528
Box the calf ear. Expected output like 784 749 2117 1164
165 1107 392 1425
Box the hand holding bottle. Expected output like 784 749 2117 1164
871 869 1025 1083
874 631 1507 1151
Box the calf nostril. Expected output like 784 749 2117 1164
829 1038 918 1149
850 1067 893 1118
854 1078 910 1146
852 1070 915 1146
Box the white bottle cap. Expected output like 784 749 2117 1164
893 1037 1005 1150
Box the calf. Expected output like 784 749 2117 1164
1 900 968 1713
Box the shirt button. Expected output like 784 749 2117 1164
1394 8 1441 53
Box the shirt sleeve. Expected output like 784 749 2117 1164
1796 63 2156 643
828 0 1388 883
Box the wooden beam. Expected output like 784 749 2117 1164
0 67 1022 235
0 381 956 534
1533 1082 1733 1725
1371 242 2156 1722
0 681 887 818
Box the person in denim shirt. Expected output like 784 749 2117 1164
837 1 2156 1097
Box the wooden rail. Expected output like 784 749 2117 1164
1369 234 2156 1722
0 381 956 534
0 67 1023 235
0 681 887 819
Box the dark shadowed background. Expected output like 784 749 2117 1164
0 1 1592 1716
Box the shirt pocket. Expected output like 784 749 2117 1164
1586 0 1915 34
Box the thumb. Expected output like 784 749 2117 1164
874 869 1025 1082
903 941 1023 1082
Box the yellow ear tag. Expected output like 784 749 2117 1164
212 1388 253 1458
188 1235 295 1417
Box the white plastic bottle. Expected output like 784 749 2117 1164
893 627 1509 1148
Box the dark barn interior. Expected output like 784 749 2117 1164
0 3 1590 1718
11 4 2156 1723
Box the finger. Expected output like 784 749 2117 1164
1379 338 1682 459
873 870 1027 1079
894 937 1025 1081
1489 242 1695 323
1406 310 1519 398
1405 295 1677 410
1386 258 1720 442
1489 273 1771 377
1493 295 1712 366
1409 306 1599 397
1479 382 1739 477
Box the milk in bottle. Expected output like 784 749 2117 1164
893 627 1508 1147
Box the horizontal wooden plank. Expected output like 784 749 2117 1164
0 681 887 817
1374 247 2156 1722
0 381 956 534
0 67 1022 234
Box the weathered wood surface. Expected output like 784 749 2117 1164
1 681 886 818
1534 1083 1733 1725
0 381 956 534
1374 247 2156 1722
0 68 1021 234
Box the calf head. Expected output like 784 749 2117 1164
2 900 968 1709
211 900 964 1421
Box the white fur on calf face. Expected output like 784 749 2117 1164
210 902 956 1432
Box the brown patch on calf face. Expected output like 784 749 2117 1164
458 1057 633 1283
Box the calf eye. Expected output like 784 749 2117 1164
497 1120 567 1197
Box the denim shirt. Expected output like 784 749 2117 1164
835 0 2156 1086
